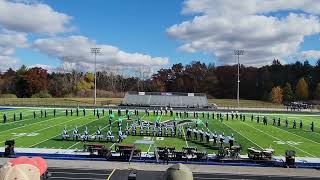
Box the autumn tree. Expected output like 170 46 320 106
282 82 294 102
23 67 49 97
295 77 309 100
270 86 283 104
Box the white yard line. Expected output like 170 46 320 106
147 136 155 153
241 121 317 157
263 123 320 145
0 116 67 136
147 115 162 152
176 116 189 147
182 126 189 147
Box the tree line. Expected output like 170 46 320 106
0 59 320 103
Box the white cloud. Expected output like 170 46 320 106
0 55 20 72
168 0 320 66
0 0 72 34
0 31 28 71
33 36 169 71
299 50 320 60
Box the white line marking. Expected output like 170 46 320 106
0 115 66 135
262 122 320 145
241 121 316 157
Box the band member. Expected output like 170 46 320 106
164 125 169 136
205 120 208 128
34 111 36 119
45 110 47 118
3 113 7 123
95 127 102 141
83 108 86 116
273 117 276 126
76 107 79 116
125 124 129 135
171 126 175 137
13 113 16 121
19 112 22 120
152 126 157 136
61 127 69 140
311 122 314 132
199 129 204 142
299 120 303 129
158 126 162 136
218 132 225 147
263 116 267 125
277 118 281 126
205 131 210 143
140 126 144 136
118 108 121 116
293 120 296 129
107 128 114 142
193 128 198 140
118 130 124 143
40 110 43 118
132 125 137 136
65 109 68 116
53 109 56 117
186 126 191 139
285 118 288 127
82 127 89 141
211 131 217 144
73 126 79 140
178 126 183 138
146 124 150 136
229 134 234 148
70 109 73 116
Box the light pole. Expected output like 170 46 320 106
91 47 101 107
234 50 244 109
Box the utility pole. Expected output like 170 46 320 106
91 47 101 107
234 50 244 109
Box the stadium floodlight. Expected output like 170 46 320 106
91 47 101 107
234 50 244 109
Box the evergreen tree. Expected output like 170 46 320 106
283 83 294 102
315 83 320 100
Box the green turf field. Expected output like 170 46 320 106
0 108 319 157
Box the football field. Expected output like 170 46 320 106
0 107 319 157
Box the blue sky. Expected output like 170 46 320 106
15 0 212 68
1 0 320 71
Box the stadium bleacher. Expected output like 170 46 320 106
122 92 209 108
